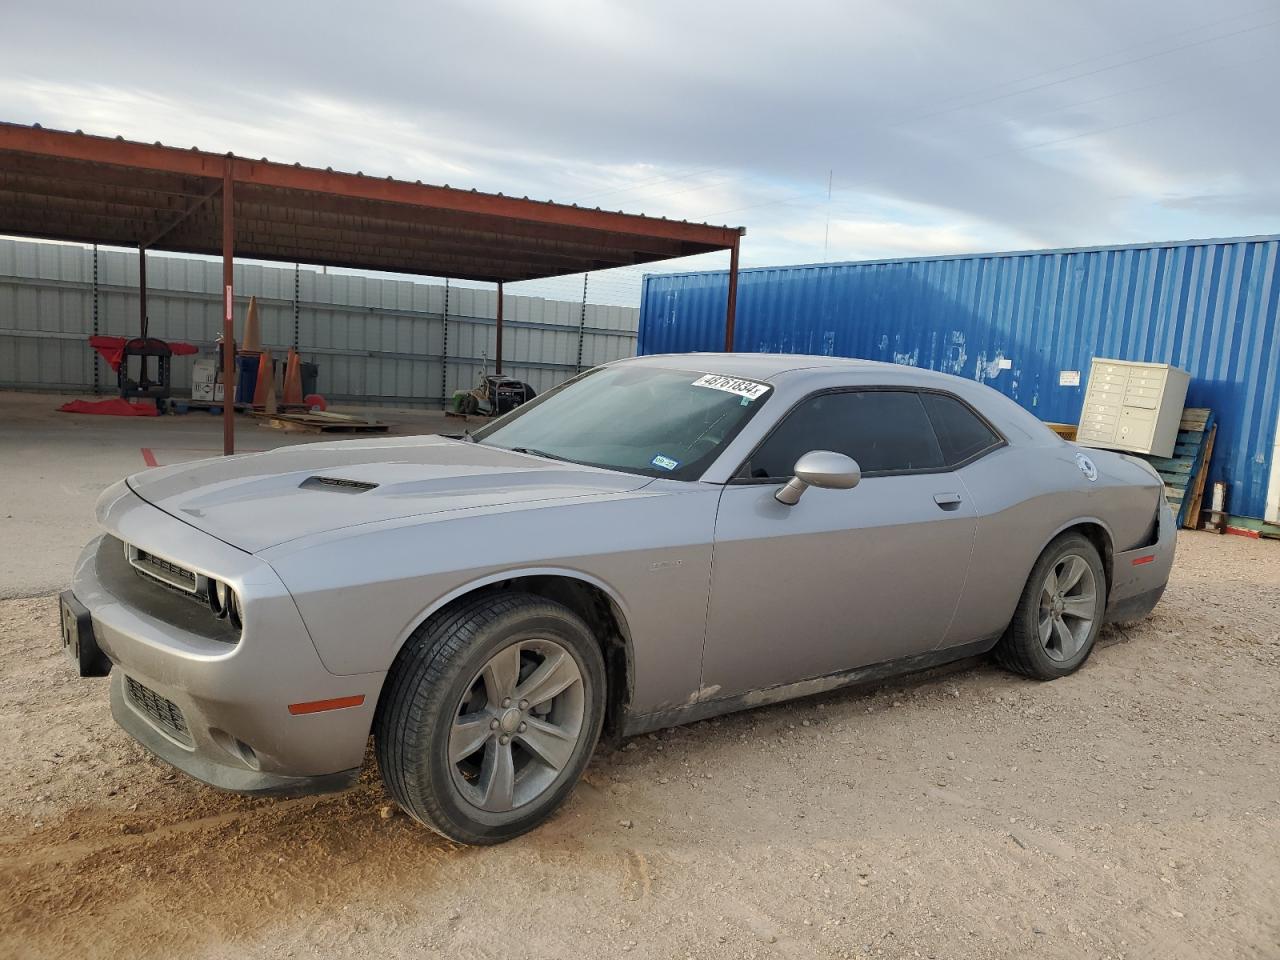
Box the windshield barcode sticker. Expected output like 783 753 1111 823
691 374 769 400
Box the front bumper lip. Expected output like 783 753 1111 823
109 672 361 795
73 485 385 793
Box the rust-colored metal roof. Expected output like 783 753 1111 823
0 123 744 282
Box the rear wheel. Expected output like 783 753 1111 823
375 593 606 844
995 533 1106 680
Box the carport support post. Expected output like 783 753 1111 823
495 281 504 375
138 244 148 339
724 235 740 352
221 162 235 456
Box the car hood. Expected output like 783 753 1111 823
126 435 651 552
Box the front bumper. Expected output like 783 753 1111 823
1105 497 1177 623
69 482 383 795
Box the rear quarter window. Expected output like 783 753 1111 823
920 392 1002 466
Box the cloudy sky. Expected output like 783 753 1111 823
3 0 1279 304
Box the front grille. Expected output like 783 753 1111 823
128 546 199 594
125 676 193 746
98 538 241 645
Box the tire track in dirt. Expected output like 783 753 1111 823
1 774 474 959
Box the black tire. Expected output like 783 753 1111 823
374 592 606 845
994 533 1107 680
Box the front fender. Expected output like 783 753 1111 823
386 564 635 663
260 486 721 716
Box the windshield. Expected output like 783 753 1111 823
470 365 773 480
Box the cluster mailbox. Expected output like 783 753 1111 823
1076 358 1190 459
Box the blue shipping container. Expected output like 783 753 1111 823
639 236 1280 520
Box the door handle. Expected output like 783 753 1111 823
933 492 963 510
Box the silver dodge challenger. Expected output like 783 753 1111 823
61 353 1175 843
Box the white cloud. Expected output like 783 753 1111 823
2 0 1278 304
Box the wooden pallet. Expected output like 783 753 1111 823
186 400 313 415
185 399 254 412
1045 422 1078 441
1135 408 1216 529
252 410 389 434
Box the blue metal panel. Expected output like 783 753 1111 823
639 236 1280 520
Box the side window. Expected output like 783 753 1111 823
920 392 1001 466
742 391 944 479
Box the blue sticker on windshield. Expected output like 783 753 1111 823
651 454 680 471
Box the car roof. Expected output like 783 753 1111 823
616 352 1062 446
618 352 890 381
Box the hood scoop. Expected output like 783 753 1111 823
299 476 379 494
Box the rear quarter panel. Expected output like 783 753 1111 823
947 441 1161 645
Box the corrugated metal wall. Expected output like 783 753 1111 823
0 238 638 405
639 236 1280 520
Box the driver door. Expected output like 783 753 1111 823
699 389 977 700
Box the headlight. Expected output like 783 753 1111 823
207 578 242 629
227 587 243 630
208 579 225 616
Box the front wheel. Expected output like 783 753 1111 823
995 533 1106 680
374 593 606 844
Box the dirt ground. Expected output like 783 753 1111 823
1 531 1277 960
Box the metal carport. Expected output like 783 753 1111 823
0 122 745 453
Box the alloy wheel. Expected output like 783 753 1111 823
1037 554 1098 662
448 639 586 813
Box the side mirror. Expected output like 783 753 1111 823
775 450 861 505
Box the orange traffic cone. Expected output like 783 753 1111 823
252 349 273 407
264 363 279 415
282 348 303 405
241 296 262 353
